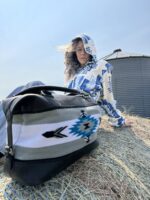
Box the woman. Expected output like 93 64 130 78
64 33 129 127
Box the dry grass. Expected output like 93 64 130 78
0 114 150 200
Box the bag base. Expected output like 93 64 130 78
4 140 99 186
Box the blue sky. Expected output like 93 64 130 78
0 0 150 99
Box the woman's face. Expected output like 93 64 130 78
75 41 90 66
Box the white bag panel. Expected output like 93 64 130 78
12 114 100 148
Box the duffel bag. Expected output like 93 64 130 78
2 85 101 185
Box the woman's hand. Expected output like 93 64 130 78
122 119 133 128
112 119 133 128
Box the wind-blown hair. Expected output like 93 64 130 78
64 37 92 83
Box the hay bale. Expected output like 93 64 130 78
0 115 150 200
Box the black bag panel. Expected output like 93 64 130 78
2 93 97 115
4 140 99 186
11 85 97 114
54 94 96 108
13 94 97 114
12 94 60 114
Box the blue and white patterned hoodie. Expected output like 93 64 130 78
67 34 125 127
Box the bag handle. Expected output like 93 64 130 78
15 85 84 96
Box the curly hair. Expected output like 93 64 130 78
64 37 92 83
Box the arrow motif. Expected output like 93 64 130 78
42 126 67 138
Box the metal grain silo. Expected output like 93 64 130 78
105 49 150 118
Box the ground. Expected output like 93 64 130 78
0 115 150 200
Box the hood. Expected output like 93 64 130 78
72 33 97 63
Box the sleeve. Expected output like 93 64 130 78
99 63 125 127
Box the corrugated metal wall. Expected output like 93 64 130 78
106 57 150 118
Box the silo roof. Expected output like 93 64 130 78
105 49 150 60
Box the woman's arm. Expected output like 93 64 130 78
99 63 125 127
